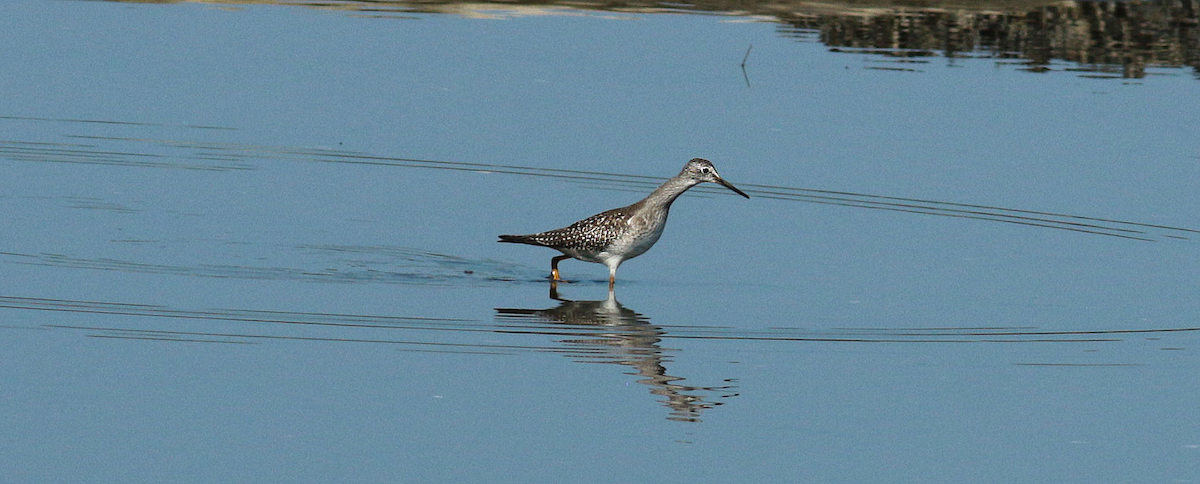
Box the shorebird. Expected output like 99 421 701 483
499 158 750 289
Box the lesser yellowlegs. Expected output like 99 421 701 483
499 158 750 289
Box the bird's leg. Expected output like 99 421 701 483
551 255 570 281
608 268 616 291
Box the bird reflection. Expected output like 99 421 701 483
496 288 736 422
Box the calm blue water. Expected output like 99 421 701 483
3 0 1199 482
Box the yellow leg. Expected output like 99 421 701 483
608 273 615 290
551 255 570 281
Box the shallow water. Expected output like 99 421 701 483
3 0 1200 482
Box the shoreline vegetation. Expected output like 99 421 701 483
109 0 1199 78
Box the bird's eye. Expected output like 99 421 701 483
701 168 711 174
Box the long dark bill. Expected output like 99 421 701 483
716 178 751 199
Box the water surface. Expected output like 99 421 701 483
2 0 1199 482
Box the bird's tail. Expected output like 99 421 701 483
498 234 538 245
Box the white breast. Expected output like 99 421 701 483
602 212 667 264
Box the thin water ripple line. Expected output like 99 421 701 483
0 245 527 287
0 115 236 130
6 296 683 357
0 139 254 171
3 130 1194 241
745 184 1196 239
0 294 707 339
6 294 1191 346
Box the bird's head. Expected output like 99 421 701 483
681 158 750 198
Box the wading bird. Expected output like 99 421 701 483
499 158 750 289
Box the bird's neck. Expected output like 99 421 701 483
639 175 697 211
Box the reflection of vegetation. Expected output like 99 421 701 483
107 0 1198 78
781 0 1199 78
